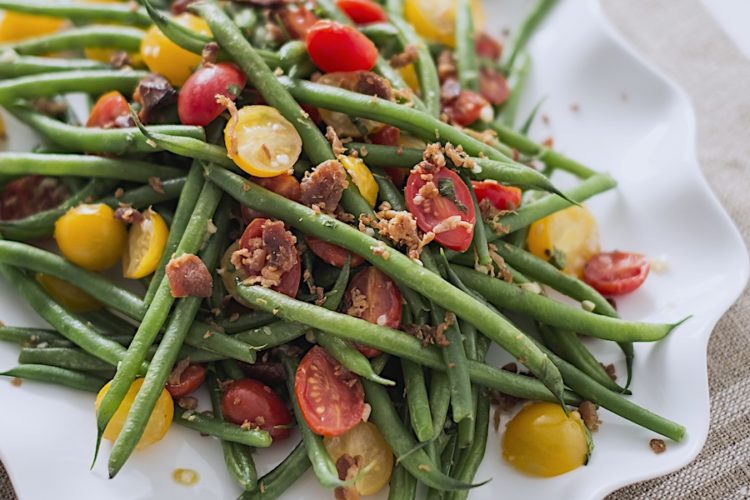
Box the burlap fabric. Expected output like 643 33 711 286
2 0 748 498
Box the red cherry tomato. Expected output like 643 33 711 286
295 346 365 437
472 180 522 211
369 126 407 186
443 90 489 127
221 378 293 440
475 32 502 61
238 218 301 298
479 68 509 106
165 363 206 398
306 236 365 269
87 91 132 128
178 63 247 126
0 176 68 221
583 251 650 296
305 21 378 73
336 0 388 24
241 174 302 222
405 166 476 252
278 6 320 40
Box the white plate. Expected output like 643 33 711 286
1 1 748 499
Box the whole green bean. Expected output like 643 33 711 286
184 324 258 365
174 407 272 447
387 463 418 500
208 166 565 403
447 389 491 500
19 346 114 373
0 0 152 26
496 52 531 127
455 0 480 92
503 0 558 70
0 54 108 78
0 364 106 392
402 359 433 441
428 370 452 440
0 326 69 347
1 26 143 56
240 442 311 500
219 312 276 334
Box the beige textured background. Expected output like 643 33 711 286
2 0 749 498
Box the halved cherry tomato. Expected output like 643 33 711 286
295 346 365 437
178 63 247 126
472 180 522 212
404 0 484 47
140 13 210 86
0 11 64 42
475 32 502 61
222 378 293 440
123 208 169 279
278 5 319 40
241 174 301 222
35 273 102 313
237 218 301 298
443 89 490 127
87 91 132 128
305 21 378 73
306 236 365 269
336 0 388 24
342 267 402 357
338 155 378 206
479 68 509 106
166 363 206 398
405 165 476 252
583 251 650 296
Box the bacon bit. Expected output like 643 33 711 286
32 98 68 117
217 94 240 157
389 44 419 69
134 74 176 124
489 389 523 414
168 358 191 386
114 205 142 225
109 51 131 69
488 244 514 282
437 50 457 81
234 220 298 288
404 324 449 347
178 396 198 411
444 143 475 169
542 137 554 149
10 377 22 387
578 401 601 432
325 126 346 156
355 71 393 100
166 254 213 298
435 311 455 340
148 176 164 194
570 103 580 113
346 288 368 317
432 215 472 234
502 362 518 373
300 159 348 213
359 207 431 260
650 438 666 454
371 245 390 260
600 363 617 381
114 187 124 198
359 145 368 157
542 114 550 125
423 142 446 168
334 454 363 500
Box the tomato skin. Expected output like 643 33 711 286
238 218 301 298
278 6 320 40
369 126 407 186
87 91 132 128
337 0 388 24
295 346 365 437
306 236 365 269
472 180 522 211
305 21 378 73
166 363 206 398
475 32 502 61
241 174 301 221
583 251 650 296
178 63 246 126
479 68 509 106
222 379 293 440
405 166 476 252
443 89 489 127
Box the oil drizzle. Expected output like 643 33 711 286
172 468 199 486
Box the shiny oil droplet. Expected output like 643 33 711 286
172 468 199 486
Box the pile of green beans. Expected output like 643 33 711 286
0 0 689 497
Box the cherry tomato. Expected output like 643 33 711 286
479 68 509 106
222 378 293 440
140 13 210 86
54 204 127 271
369 126 408 187
336 0 388 24
472 180 522 211
405 165 476 252
323 422 394 495
178 63 247 126
0 176 67 221
0 11 64 42
502 402 590 477
404 0 484 47
86 91 132 128
306 236 365 269
237 218 301 298
278 5 319 40
583 251 650 296
295 346 365 437
443 89 490 127
241 174 302 222
166 363 206 398
305 21 378 73
475 32 502 61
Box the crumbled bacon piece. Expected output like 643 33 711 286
444 143 475 169
109 51 131 69
166 254 213 298
114 205 143 225
404 323 450 347
334 454 363 500
479 67 509 106
437 50 457 81
601 363 617 381
300 159 348 213
148 176 165 194
650 438 666 454
359 205 432 260
170 0 197 14
432 215 472 234
233 220 298 288
422 143 447 168
325 126 347 156
389 44 419 69
346 288 368 317
133 74 176 124
578 401 601 432
354 71 392 100
168 358 191 386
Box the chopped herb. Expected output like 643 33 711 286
438 178 468 213
547 247 567 271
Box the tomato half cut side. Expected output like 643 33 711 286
583 251 650 296
295 346 365 437
222 378 293 440
472 180 522 212
87 91 132 129
405 166 476 252
166 363 206 398
306 236 365 268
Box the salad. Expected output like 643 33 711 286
0 0 684 498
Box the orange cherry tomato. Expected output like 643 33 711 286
277 5 320 40
165 363 206 398
472 180 522 211
305 21 378 73
583 251 650 296
86 91 132 128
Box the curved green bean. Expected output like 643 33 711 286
0 326 70 347
0 69 149 103
0 54 108 78
240 442 311 500
1 26 144 56
18 346 114 373
0 0 152 27
174 407 272 447
0 364 106 393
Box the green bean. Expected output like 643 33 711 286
82 311 138 337
95 181 223 459
281 356 345 489
234 283 577 404
450 265 682 342
0 364 106 393
0 0 152 27
9 106 205 155
240 442 311 500
428 370 452 441
1 25 143 55
208 369 258 491
98 177 186 210
388 463 418 500
0 53 108 78
503 0 558 70
465 174 492 268
184 324 258 365
363 379 479 491
402 359 433 441
174 407 272 447
0 326 69 347
19 346 114 373
230 321 310 349
209 167 565 403
455 0 479 92
447 389 490 500
359 22 399 44
0 69 149 104
496 52 531 127
218 313 274 334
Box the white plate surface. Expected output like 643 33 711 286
1 1 748 499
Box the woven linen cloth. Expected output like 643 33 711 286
2 0 749 499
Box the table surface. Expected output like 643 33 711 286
2 0 749 499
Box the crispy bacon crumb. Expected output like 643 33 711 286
166 254 213 298
300 159 348 213
325 126 347 156
10 377 22 387
650 438 666 454
359 205 432 260
233 220 298 289
148 176 164 194
390 44 419 69
578 401 601 432
114 205 143 225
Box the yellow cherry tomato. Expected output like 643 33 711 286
35 273 102 313
140 13 209 86
96 378 174 450
225 105 303 178
123 208 169 279
323 421 394 496
0 11 65 42
404 0 484 47
54 203 127 272
502 402 591 478
338 155 378 207
527 205 600 277
400 64 420 92
82 0 143 65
